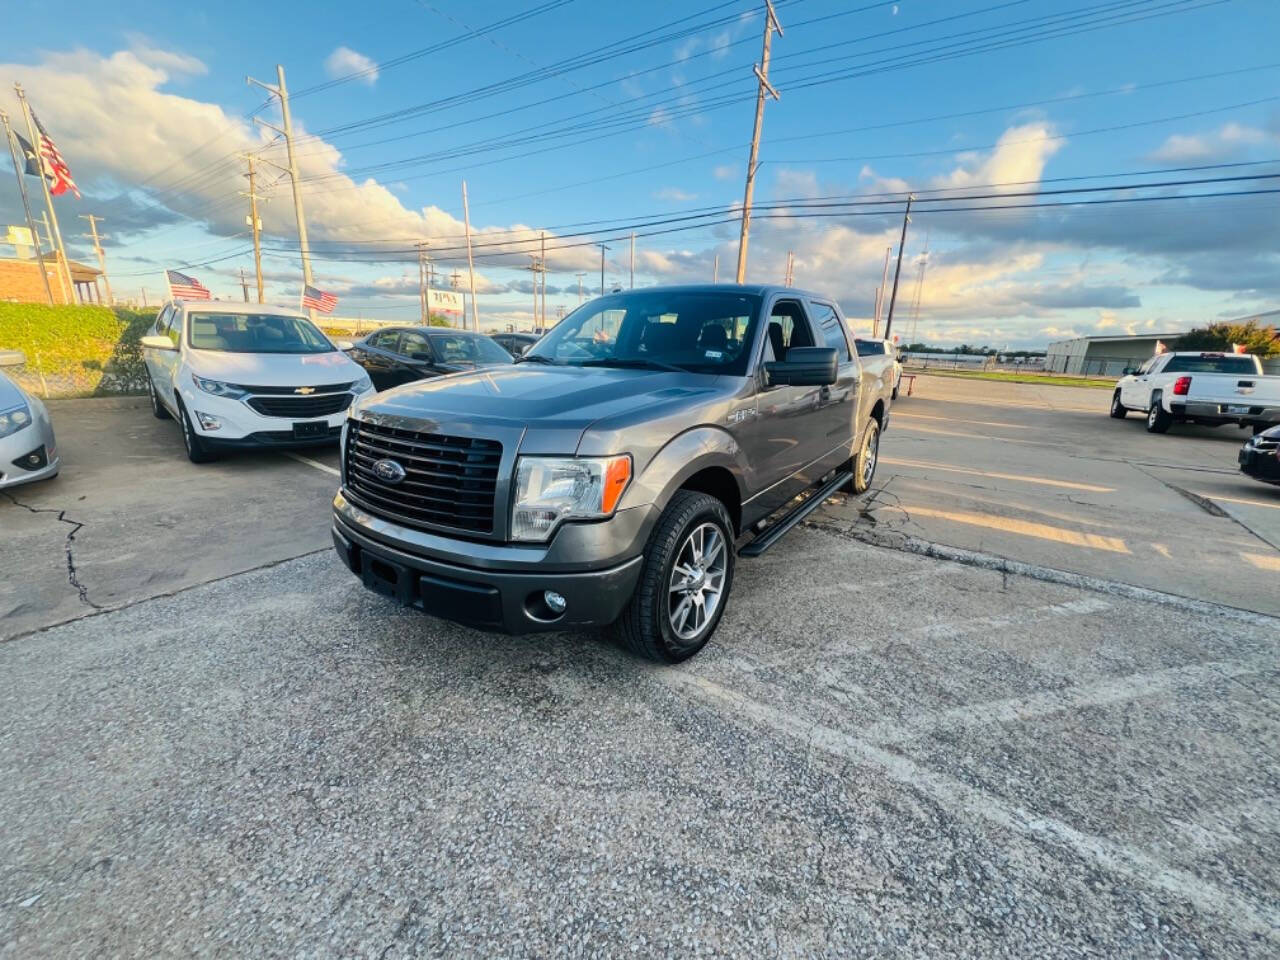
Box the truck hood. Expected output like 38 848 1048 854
189 350 364 386
355 364 724 449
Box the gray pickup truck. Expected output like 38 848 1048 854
332 284 894 662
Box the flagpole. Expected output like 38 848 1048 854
1 109 54 304
14 84 74 303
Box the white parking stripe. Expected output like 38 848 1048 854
283 452 339 477
659 671 1280 940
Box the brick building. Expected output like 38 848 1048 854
0 254 103 305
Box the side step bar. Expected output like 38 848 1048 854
738 470 853 558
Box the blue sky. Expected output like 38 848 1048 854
2 0 1278 345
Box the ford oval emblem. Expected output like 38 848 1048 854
372 458 407 484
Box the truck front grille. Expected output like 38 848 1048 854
344 420 502 534
247 393 354 418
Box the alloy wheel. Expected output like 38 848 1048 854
668 522 728 642
862 425 879 488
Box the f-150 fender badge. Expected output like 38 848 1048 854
728 407 757 424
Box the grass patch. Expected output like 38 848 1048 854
911 368 1117 390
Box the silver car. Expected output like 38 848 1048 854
0 351 59 489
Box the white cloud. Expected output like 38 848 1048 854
934 123 1063 191
1147 122 1269 165
324 46 378 85
713 163 738 181
653 187 697 203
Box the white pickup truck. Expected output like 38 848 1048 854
1111 351 1280 435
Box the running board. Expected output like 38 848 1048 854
738 470 853 558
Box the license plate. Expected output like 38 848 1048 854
1226 405 1250 415
292 420 328 439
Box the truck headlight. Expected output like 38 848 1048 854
191 375 247 399
352 372 374 394
0 404 32 440
511 455 632 542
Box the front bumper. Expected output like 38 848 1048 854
333 513 643 633
0 429 58 490
1239 446 1280 485
178 385 369 442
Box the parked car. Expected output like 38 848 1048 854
854 337 903 400
1111 351 1280 434
491 332 541 357
141 301 374 463
0 351 59 489
1239 423 1280 486
331 284 895 663
346 327 513 390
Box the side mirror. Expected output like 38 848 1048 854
1122 366 1136 376
764 346 838 387
140 334 177 352
334 339 354 351
410 352 433 362
0 349 26 368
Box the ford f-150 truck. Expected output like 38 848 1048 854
332 284 894 662
1111 351 1280 434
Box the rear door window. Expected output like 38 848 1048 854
810 302 851 361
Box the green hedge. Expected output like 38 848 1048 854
0 303 157 398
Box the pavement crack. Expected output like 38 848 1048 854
1134 466 1229 518
2 492 101 610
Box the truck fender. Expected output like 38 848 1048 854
619 426 748 518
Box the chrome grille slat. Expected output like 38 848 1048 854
344 420 501 534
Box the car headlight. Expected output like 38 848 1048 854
511 455 632 542
191 375 247 399
352 372 374 394
0 403 32 440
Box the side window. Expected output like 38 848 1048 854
166 309 183 347
371 330 400 351
399 330 432 359
810 302 851 362
155 305 174 335
763 299 816 363
855 340 886 357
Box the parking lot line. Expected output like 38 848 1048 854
1202 492 1280 511
903 505 1131 553
892 411 1030 430
881 456 1114 492
1242 552 1280 571
659 670 1280 940
282 452 340 477
894 422 1048 445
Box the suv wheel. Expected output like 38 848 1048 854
1146 392 1172 434
851 419 880 494
147 371 171 420
177 398 217 463
1109 390 1126 419
613 490 735 663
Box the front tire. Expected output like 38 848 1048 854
1146 392 1172 434
613 490 735 663
852 419 881 495
177 398 216 463
1110 390 1127 419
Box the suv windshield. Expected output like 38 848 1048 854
1163 354 1261 374
430 334 512 364
525 290 763 374
188 312 334 354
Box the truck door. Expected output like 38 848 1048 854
1127 355 1162 409
739 297 836 519
807 299 862 457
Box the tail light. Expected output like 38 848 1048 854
1173 376 1191 396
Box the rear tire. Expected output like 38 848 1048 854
177 398 216 463
852 419 881 495
1146 392 1172 434
1110 390 1127 419
147 371 171 420
613 490 735 663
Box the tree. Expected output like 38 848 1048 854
1176 320 1279 357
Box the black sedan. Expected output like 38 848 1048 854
1239 422 1280 486
490 331 541 357
345 327 513 390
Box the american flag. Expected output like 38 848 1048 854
29 111 79 199
302 283 339 314
166 269 212 301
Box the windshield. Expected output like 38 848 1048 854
1163 354 1261 374
430 333 513 365
525 290 763 374
188 312 334 354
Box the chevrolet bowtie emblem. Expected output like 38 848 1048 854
295 386 316 395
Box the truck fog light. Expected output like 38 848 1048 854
543 590 567 614
195 411 222 431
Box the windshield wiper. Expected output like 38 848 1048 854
513 354 558 364
580 358 687 373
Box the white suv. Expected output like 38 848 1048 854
141 301 374 463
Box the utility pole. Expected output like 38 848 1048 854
461 180 479 331
527 256 541 328
237 268 249 302
539 231 547 329
873 245 891 336
1 109 53 304
713 254 719 284
417 242 430 324
629 231 635 288
735 0 782 283
247 66 313 318
15 84 73 302
882 195 914 342
79 214 113 305
597 243 609 296
909 231 930 348
576 272 585 303
784 250 794 287
240 154 266 304
141 287 148 308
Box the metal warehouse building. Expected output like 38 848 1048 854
1044 333 1186 376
